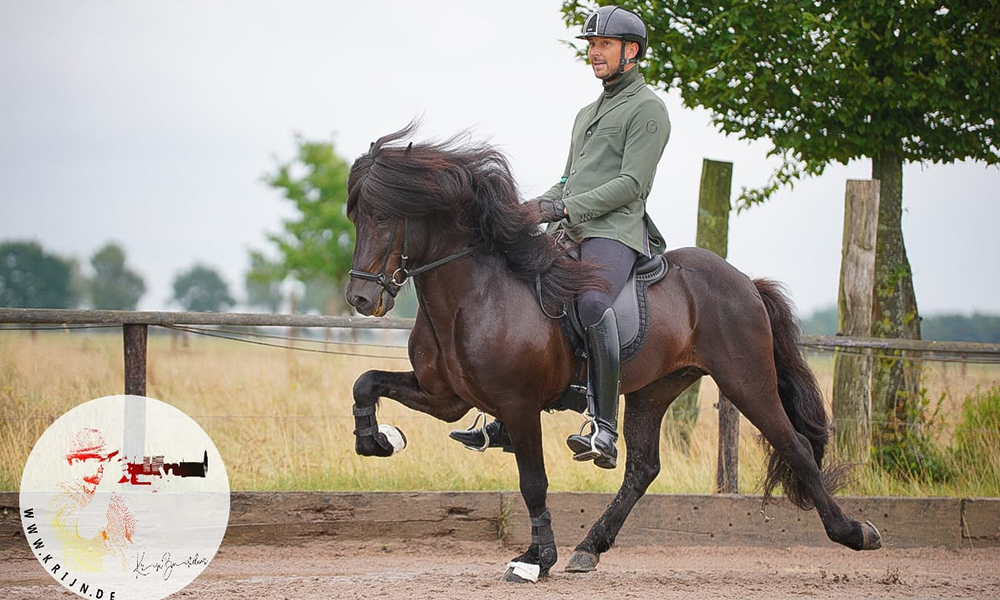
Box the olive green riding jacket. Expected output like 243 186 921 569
539 67 671 256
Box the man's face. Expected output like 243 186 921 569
587 37 636 80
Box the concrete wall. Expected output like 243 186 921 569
2 492 996 550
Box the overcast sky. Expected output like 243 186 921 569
2 0 998 317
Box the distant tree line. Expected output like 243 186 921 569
801 306 1000 344
0 239 238 313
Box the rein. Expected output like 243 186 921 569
349 217 475 297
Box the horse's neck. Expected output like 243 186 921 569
411 252 520 328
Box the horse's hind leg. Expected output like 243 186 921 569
352 370 470 457
566 374 698 573
714 367 875 551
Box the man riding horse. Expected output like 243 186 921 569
450 5 670 469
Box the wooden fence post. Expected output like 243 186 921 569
123 324 148 396
832 180 880 463
678 159 738 493
715 392 740 493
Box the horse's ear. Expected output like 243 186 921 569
404 142 413 156
369 141 375 153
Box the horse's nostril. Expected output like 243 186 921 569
349 294 370 310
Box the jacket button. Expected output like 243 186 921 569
570 169 576 175
586 130 592 136
579 151 585 157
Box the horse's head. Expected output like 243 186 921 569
345 123 548 317
344 128 435 317
345 208 405 317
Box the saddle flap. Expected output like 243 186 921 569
612 271 641 348
612 254 666 349
560 254 668 364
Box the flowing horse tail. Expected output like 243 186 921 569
754 278 841 509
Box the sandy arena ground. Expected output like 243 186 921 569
3 539 999 599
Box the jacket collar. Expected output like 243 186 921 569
587 68 645 128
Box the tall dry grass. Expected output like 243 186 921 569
2 330 998 497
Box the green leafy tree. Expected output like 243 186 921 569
263 135 354 315
563 0 999 442
172 264 235 312
0 240 79 308
244 250 285 313
88 242 146 310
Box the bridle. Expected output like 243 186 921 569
348 216 476 298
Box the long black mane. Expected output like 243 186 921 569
347 124 604 311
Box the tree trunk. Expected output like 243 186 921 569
870 149 922 446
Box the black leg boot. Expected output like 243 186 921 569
566 307 620 469
449 416 514 452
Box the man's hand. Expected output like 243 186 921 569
523 198 567 224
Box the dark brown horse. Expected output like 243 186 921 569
344 125 881 581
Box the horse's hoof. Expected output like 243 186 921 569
861 520 882 550
501 561 540 583
564 550 599 573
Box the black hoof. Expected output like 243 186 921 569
501 563 540 583
564 550 599 573
862 520 882 550
500 571 533 583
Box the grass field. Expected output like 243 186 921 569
2 329 998 497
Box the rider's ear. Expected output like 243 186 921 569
626 41 639 60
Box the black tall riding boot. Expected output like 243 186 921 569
566 307 620 469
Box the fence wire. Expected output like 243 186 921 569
162 324 409 361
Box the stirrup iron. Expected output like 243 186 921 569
460 410 491 453
571 413 602 462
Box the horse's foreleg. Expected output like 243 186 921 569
352 369 469 457
566 375 694 573
500 411 557 583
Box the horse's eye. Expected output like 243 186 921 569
375 214 391 225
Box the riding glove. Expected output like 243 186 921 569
523 198 567 225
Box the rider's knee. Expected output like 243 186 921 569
578 291 613 327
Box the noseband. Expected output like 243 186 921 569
349 217 475 298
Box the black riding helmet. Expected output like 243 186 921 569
576 5 647 80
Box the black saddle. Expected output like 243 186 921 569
550 253 669 413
